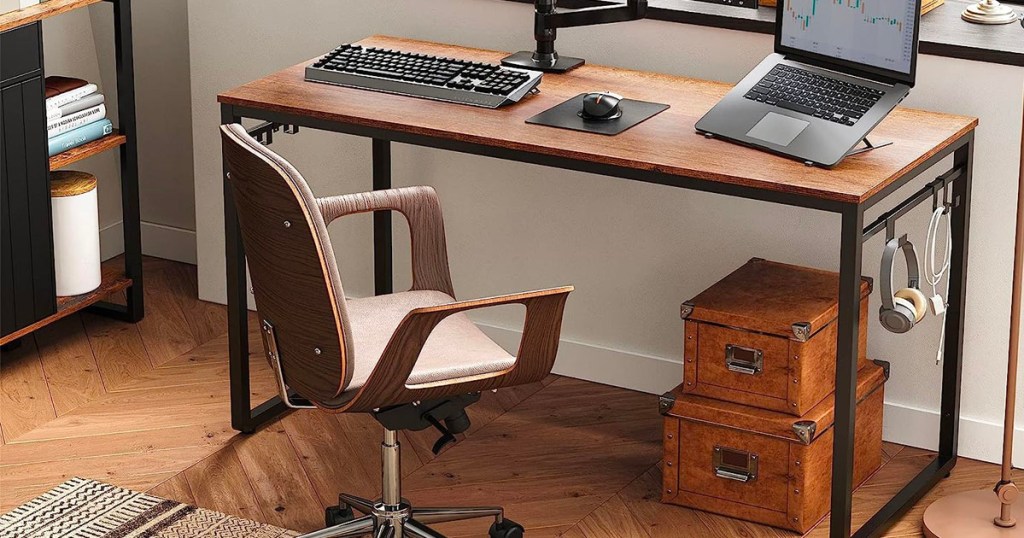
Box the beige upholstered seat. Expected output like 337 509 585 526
343 290 515 394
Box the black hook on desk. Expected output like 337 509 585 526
942 182 952 214
932 175 953 215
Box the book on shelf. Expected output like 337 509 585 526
44 77 87 98
48 119 113 157
45 83 98 110
47 104 106 138
46 94 105 122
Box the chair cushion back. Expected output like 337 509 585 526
220 123 354 401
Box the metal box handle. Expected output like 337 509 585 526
713 446 758 483
725 344 763 375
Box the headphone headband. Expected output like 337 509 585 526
881 234 921 311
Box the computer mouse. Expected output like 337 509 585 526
579 92 623 121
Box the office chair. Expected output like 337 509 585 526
220 124 573 538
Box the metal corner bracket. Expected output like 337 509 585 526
792 420 817 445
680 301 695 320
872 359 891 381
659 392 676 415
791 322 812 342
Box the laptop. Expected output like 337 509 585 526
696 0 922 168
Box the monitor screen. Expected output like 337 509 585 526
779 0 918 77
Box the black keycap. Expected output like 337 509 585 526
777 100 816 116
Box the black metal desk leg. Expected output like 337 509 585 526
939 135 973 461
222 104 255 433
112 0 144 321
373 139 393 295
830 205 865 538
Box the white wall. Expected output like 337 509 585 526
187 0 1024 464
41 0 196 263
42 9 121 258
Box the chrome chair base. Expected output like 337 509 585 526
302 494 507 538
296 429 522 538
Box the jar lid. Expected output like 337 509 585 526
51 171 98 197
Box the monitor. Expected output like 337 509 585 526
775 0 921 86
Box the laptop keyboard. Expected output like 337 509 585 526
744 64 886 126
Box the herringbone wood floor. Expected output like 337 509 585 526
0 257 1016 537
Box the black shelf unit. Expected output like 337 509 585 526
0 0 143 346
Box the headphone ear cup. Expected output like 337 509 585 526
895 288 928 323
881 297 917 334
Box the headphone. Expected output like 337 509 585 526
879 234 929 334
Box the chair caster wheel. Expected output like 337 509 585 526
489 519 525 538
325 504 355 526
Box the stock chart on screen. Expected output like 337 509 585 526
781 0 917 75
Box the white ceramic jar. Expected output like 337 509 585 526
50 170 101 296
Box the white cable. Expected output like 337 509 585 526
925 205 952 364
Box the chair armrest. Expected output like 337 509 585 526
340 286 574 412
316 186 454 296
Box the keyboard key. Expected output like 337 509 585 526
777 100 817 116
354 67 398 78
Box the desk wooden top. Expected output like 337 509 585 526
219 36 978 205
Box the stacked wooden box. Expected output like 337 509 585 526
660 258 886 533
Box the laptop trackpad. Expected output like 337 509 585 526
747 112 809 147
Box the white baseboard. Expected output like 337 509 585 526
479 324 686 396
99 221 125 261
478 322 1017 466
882 401 1024 467
99 221 197 264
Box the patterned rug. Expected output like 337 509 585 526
0 477 300 538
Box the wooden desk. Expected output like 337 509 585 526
219 35 977 538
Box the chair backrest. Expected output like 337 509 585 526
220 123 353 402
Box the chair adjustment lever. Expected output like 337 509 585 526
424 413 457 455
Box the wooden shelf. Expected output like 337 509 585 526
49 131 125 171
0 0 105 32
0 260 132 345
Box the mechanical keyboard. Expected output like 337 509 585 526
744 64 886 127
305 44 543 109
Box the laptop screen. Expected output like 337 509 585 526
778 0 919 82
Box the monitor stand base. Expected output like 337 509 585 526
501 51 585 73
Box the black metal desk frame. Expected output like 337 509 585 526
220 100 973 538
94 0 145 322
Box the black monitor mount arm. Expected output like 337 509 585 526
501 0 648 73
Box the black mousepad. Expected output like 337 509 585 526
526 93 670 136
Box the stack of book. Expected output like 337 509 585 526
45 76 113 157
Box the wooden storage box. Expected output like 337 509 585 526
680 258 872 416
660 361 887 534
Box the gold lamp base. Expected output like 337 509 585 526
961 0 1020 24
924 490 1024 538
